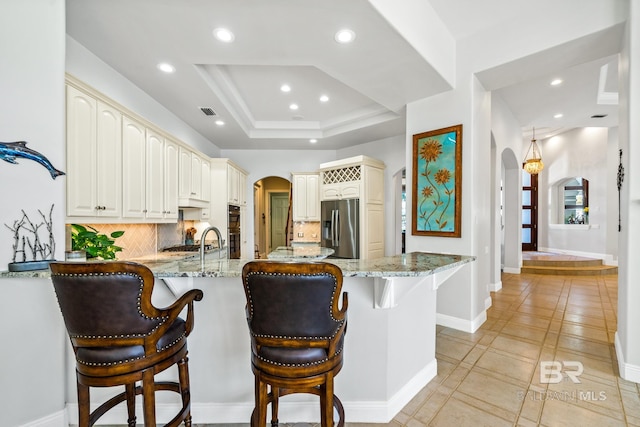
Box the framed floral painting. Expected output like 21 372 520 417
411 124 462 237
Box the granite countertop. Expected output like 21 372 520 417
267 246 335 260
0 252 474 279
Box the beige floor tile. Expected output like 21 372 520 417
435 336 474 361
561 322 610 343
490 335 541 361
540 397 626 427
428 396 513 427
475 349 536 383
500 322 548 344
557 335 613 361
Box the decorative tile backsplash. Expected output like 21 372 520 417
292 221 321 243
83 223 157 259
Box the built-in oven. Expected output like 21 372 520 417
228 205 241 259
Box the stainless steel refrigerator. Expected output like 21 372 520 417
321 199 359 259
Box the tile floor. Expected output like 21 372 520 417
115 269 640 427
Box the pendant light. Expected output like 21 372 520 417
523 127 544 174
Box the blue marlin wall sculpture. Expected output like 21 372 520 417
0 141 65 179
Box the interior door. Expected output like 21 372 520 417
522 169 538 251
270 192 289 250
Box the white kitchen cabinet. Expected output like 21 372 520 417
66 85 122 218
163 139 180 220
292 173 320 221
320 155 385 259
122 116 147 219
227 163 240 205
178 147 210 207
320 181 361 201
122 121 179 222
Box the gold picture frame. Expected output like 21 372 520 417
411 124 462 237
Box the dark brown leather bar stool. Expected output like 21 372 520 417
50 261 203 427
241 261 348 427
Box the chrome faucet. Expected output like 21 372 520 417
200 226 223 266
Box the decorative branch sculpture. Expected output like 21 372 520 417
3 204 57 263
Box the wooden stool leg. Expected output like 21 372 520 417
76 378 90 427
141 369 156 427
271 386 279 426
253 375 268 427
125 383 137 427
321 374 335 427
178 356 192 427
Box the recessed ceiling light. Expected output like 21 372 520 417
554 113 563 119
550 79 563 86
157 63 175 73
215 120 225 126
213 28 235 42
319 95 329 102
310 139 318 144
289 103 299 110
335 29 356 44
280 84 291 93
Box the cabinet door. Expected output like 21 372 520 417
164 139 179 219
228 164 240 205
95 101 122 217
122 117 146 218
201 159 211 202
292 174 308 220
340 182 361 199
364 203 384 259
238 170 247 206
306 174 320 220
178 146 192 199
190 153 202 199
66 86 97 217
321 184 341 201
145 130 165 219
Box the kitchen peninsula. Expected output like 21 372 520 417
1 252 473 424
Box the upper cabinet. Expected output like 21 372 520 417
178 147 210 208
292 173 320 221
211 159 248 207
66 85 122 218
65 77 211 224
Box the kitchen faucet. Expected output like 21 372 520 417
200 226 223 266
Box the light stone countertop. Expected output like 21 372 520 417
0 251 475 279
267 246 335 260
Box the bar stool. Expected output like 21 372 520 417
241 261 348 427
50 261 203 427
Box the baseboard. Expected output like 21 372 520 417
503 266 521 274
436 309 487 333
615 332 640 384
17 410 66 427
489 280 502 292
485 296 493 310
64 360 438 424
538 247 618 266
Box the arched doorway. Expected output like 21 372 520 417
253 176 291 259
501 148 521 274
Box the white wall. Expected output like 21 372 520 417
616 0 640 383
537 128 611 259
0 1 67 425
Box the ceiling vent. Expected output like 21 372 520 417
591 114 608 119
200 107 216 116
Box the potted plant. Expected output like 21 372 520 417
70 224 124 260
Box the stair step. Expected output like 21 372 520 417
521 265 618 276
523 259 604 267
